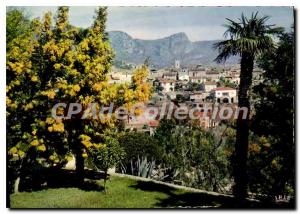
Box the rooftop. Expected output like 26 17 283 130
213 87 236 91
204 81 217 85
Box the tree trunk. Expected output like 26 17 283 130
75 149 84 185
233 52 254 202
104 168 108 193
14 176 20 194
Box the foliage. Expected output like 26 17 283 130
214 12 283 63
249 30 295 197
88 136 125 190
218 76 237 88
154 119 231 192
6 8 31 48
214 12 283 200
119 132 162 162
89 137 125 172
175 94 188 103
118 132 162 176
6 7 152 191
188 82 201 91
134 156 156 178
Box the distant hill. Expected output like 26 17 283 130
108 31 239 68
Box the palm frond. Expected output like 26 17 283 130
213 40 238 63
215 12 281 63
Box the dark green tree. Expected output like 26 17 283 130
250 29 295 198
118 132 162 175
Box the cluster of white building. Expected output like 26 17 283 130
151 61 240 104
108 60 264 109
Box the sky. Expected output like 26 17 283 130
18 6 294 41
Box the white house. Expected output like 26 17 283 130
188 70 206 78
190 76 206 83
163 72 177 80
159 79 175 93
177 71 189 81
210 87 237 103
189 92 206 102
202 81 217 92
109 72 132 84
205 71 221 82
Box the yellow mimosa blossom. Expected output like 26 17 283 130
46 118 55 124
31 76 38 82
37 144 46 152
30 139 39 146
41 90 56 99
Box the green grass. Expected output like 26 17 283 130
10 176 182 208
9 175 290 209
10 176 233 208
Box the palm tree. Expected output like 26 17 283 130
214 12 283 201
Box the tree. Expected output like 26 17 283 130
88 136 125 191
214 12 283 200
7 13 49 193
118 132 162 176
154 119 231 190
6 8 31 48
250 29 295 198
7 7 152 191
218 76 237 88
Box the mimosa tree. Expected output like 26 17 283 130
7 7 152 191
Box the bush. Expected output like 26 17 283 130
118 132 163 176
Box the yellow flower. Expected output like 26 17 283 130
54 63 62 70
31 76 38 82
42 90 56 99
92 83 102 92
9 147 18 155
37 144 46 152
6 86 11 93
80 134 92 148
24 102 34 111
249 143 261 154
73 84 80 92
46 118 55 124
30 139 39 146
52 122 64 132
6 97 11 106
18 150 25 157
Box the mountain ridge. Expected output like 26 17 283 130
108 31 238 68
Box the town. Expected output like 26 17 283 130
7 6 294 209
109 60 263 133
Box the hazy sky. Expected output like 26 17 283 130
19 6 294 41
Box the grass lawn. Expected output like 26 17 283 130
9 175 292 209
10 175 233 208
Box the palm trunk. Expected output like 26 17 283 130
233 52 254 202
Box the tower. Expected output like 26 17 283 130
175 60 180 69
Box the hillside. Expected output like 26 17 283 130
108 31 239 68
